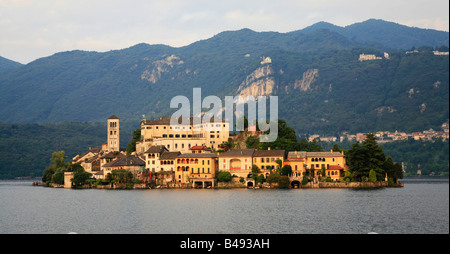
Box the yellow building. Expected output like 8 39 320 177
143 145 168 172
175 153 218 188
218 149 254 179
252 149 285 177
286 150 347 181
284 152 306 178
136 116 229 154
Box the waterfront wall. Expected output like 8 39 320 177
217 182 247 189
36 180 402 189
318 181 392 188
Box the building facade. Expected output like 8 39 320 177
285 150 347 181
253 149 285 177
136 116 229 154
175 153 218 187
219 149 255 179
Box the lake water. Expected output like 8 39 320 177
0 177 448 234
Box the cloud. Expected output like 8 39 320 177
0 0 448 64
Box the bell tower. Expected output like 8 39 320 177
107 115 120 152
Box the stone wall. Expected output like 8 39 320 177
318 181 388 188
217 182 247 189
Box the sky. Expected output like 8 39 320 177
1 0 449 64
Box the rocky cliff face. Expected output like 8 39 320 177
292 68 319 91
141 55 184 83
236 65 275 97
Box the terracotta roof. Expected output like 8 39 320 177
219 149 255 157
191 145 207 150
108 115 119 119
329 165 344 170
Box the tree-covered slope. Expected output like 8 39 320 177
0 20 448 136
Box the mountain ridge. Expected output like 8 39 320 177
0 19 448 136
298 19 449 50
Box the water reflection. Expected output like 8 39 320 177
0 179 448 234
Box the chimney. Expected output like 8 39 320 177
331 149 333 153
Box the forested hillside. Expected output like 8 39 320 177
0 19 448 179
0 122 137 179
0 24 448 135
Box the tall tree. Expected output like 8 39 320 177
362 134 386 181
126 128 141 155
347 134 387 181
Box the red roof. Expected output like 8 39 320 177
329 165 344 170
190 146 206 150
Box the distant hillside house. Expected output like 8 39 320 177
359 53 382 61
